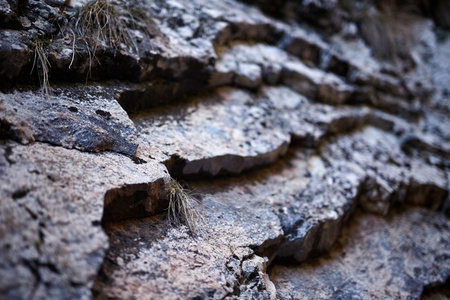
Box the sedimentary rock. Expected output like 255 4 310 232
133 87 291 178
0 142 170 299
271 208 450 299
0 0 449 299
0 85 139 155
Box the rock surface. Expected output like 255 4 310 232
0 0 449 299
133 87 291 178
270 207 450 299
0 84 139 155
0 141 170 299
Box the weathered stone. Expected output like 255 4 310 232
279 25 329 66
134 87 291 178
281 60 354 104
401 130 450 162
270 124 448 263
270 208 450 299
261 86 371 146
211 44 288 88
238 0 343 33
0 0 21 29
324 126 449 215
0 0 449 299
211 42 356 105
94 118 450 298
0 30 32 86
234 62 262 89
133 84 391 180
0 141 170 299
209 51 236 87
0 85 139 155
92 181 283 300
272 151 364 263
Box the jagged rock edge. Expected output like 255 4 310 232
253 172 448 297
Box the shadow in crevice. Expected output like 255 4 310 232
101 178 169 225
421 276 450 299
92 214 171 299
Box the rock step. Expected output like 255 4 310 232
132 85 370 179
1 81 440 183
211 42 422 117
0 85 138 156
324 126 448 214
93 190 282 299
270 208 450 300
0 1 449 299
0 141 170 299
92 125 449 299
1 0 424 119
133 87 290 179
133 84 445 180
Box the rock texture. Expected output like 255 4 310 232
0 142 170 299
134 87 291 178
270 207 450 299
0 0 449 299
0 84 139 155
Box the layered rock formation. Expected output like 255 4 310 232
1 0 449 299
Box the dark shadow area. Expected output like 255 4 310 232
92 214 171 299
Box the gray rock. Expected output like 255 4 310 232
133 84 393 181
0 30 32 84
93 119 450 298
280 25 329 66
270 208 450 299
234 62 262 89
0 0 449 299
0 85 139 155
261 86 371 146
134 87 291 178
0 141 170 299
325 126 448 215
211 44 287 88
281 60 354 104
273 125 448 262
210 42 356 105
237 0 342 33
209 51 237 87
92 187 282 300
0 0 21 29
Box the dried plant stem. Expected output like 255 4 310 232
168 178 204 235
74 0 148 58
31 40 52 98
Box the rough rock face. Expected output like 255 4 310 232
1 0 450 299
134 87 291 178
0 85 139 155
271 208 450 299
0 141 170 299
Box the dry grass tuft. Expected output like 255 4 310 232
73 0 152 56
28 1 155 95
64 0 155 79
31 39 52 98
358 12 397 61
167 178 204 235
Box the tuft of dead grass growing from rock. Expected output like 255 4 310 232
30 0 155 93
73 0 153 57
31 38 52 99
167 178 204 235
